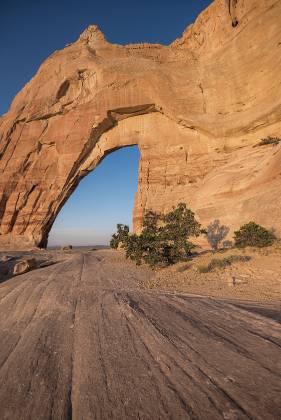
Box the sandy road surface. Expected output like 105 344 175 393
0 250 280 419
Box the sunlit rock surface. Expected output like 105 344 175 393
0 0 281 248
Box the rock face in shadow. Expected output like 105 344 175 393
0 0 281 248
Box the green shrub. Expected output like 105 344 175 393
160 203 202 262
257 136 280 147
110 224 129 249
111 203 203 267
234 222 276 248
198 255 251 273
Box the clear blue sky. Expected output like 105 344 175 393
1 0 212 246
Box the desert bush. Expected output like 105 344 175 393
110 224 129 249
206 219 230 251
112 203 202 267
234 222 276 248
160 203 202 262
198 255 251 273
256 136 280 147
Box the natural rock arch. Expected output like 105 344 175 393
0 0 281 249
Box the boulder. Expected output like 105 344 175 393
233 276 249 285
227 275 249 286
61 245 73 251
13 258 37 276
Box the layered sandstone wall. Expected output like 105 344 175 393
0 0 281 248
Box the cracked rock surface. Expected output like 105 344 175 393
0 249 280 419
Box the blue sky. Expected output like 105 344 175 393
49 146 140 246
1 0 212 245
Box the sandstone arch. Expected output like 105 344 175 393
1 0 281 249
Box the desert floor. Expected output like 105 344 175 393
143 244 281 303
0 248 280 419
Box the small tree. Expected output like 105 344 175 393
206 219 230 251
121 203 202 267
161 203 202 263
234 222 276 248
123 233 144 265
123 210 163 267
110 224 129 249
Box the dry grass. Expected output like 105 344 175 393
198 255 251 273
257 136 281 147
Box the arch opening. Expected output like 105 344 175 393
47 145 140 248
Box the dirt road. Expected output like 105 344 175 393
0 250 280 419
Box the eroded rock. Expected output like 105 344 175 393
228 275 249 286
13 258 37 276
0 0 281 249
61 245 73 251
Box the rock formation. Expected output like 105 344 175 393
0 0 281 248
12 258 37 276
